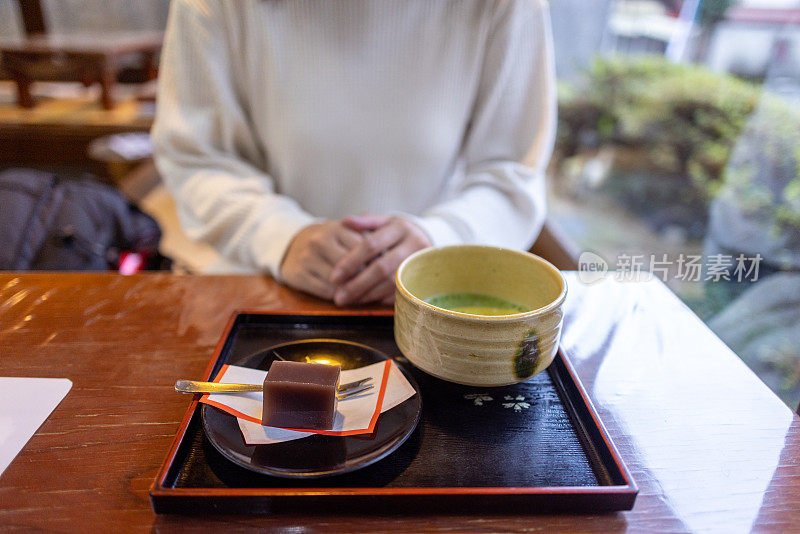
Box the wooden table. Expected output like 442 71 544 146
0 31 162 109
0 272 798 532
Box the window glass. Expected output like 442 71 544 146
549 0 800 407
41 0 168 34
0 0 24 39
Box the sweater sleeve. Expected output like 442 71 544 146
399 0 556 250
151 0 318 278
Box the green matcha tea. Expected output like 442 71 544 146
424 292 530 316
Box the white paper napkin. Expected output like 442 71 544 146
199 361 416 445
0 378 72 476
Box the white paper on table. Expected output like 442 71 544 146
198 361 416 445
0 378 72 476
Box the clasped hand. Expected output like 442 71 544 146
280 215 431 306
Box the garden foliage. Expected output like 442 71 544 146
557 56 800 235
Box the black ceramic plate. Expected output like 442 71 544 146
201 339 422 478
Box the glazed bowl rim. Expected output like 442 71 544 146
395 244 568 322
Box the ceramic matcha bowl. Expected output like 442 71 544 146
394 245 567 387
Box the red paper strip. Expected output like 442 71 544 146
199 360 392 436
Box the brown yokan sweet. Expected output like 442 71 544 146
261 360 341 430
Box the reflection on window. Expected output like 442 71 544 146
549 0 800 407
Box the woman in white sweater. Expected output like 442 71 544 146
152 0 556 306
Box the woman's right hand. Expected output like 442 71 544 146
279 221 365 300
330 215 432 306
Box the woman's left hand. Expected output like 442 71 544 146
330 215 431 306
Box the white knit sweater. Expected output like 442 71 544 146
152 0 556 277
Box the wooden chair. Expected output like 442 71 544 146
1 0 161 109
529 220 579 270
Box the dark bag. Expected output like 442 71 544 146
0 168 170 271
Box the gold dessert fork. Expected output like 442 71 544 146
174 377 373 399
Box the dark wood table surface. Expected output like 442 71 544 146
1 272 798 532
0 31 162 109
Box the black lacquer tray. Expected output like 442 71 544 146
150 311 637 514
